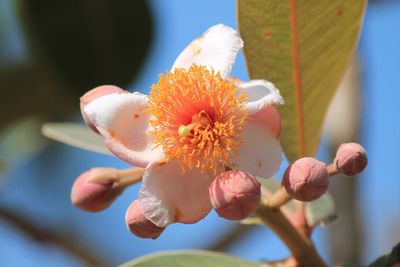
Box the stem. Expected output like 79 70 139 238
327 163 340 176
118 168 145 188
87 167 144 189
267 160 340 211
0 206 110 267
266 187 291 209
255 203 327 267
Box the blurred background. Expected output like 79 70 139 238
0 0 399 266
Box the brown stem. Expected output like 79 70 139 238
296 201 312 237
118 168 145 188
0 206 110 267
327 163 340 176
266 187 291 210
87 167 144 189
255 204 327 267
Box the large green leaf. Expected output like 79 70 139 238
238 0 366 162
119 250 265 267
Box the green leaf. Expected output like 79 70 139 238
238 0 366 162
339 243 400 267
17 0 153 90
41 122 111 155
305 193 338 227
0 116 46 172
119 250 264 267
368 243 400 267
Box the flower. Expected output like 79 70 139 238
80 24 284 228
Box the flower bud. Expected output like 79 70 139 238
209 170 261 220
282 157 329 202
71 168 123 212
125 200 165 239
335 143 368 176
80 85 126 133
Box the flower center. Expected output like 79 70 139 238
148 65 247 174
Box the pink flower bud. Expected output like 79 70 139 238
80 85 126 133
335 143 368 176
71 168 123 212
125 200 165 239
282 157 329 202
209 170 261 220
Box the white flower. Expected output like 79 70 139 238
81 24 284 227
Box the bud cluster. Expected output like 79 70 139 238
281 142 368 202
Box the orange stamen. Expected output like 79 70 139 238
148 65 247 174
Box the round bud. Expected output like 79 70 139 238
209 170 261 220
80 85 126 133
335 143 368 176
282 157 329 202
71 168 123 212
125 200 165 239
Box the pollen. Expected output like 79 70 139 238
148 65 248 174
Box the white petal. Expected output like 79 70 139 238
172 24 243 78
84 92 164 167
139 161 213 227
238 80 284 115
231 122 282 178
250 105 282 139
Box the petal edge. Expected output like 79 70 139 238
84 92 164 167
172 24 243 78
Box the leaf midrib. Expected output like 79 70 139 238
289 0 305 159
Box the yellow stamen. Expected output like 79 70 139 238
148 65 247 174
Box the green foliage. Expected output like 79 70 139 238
340 243 400 267
305 192 337 227
119 250 263 267
367 243 400 267
0 2 154 131
41 122 111 155
0 116 46 173
16 0 153 90
238 0 366 162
